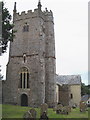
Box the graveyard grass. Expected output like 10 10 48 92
1 104 89 118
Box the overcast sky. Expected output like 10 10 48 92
0 0 88 85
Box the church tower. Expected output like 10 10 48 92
3 1 56 107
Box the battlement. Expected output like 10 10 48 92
14 8 53 21
44 8 53 16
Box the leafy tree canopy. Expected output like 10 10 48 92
81 83 90 96
0 2 14 55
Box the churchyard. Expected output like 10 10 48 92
1 104 89 119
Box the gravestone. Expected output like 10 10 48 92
56 103 63 114
40 111 48 120
40 103 48 116
23 111 33 119
65 106 71 113
29 108 37 118
57 104 63 110
80 101 87 112
72 104 77 109
61 106 69 115
56 104 71 114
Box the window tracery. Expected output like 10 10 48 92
19 67 29 89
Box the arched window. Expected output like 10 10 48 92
19 67 29 89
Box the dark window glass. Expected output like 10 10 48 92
71 94 73 99
19 67 29 89
23 25 29 32
20 73 22 88
27 73 29 88
24 73 25 88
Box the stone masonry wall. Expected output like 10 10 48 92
3 4 56 107
59 85 70 106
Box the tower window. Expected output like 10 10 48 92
20 73 22 88
23 24 29 32
70 94 73 99
19 67 29 89
23 53 26 63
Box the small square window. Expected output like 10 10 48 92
23 25 29 32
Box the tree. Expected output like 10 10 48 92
0 2 14 55
81 83 90 96
0 2 15 79
0 66 3 80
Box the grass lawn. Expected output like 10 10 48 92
1 104 89 119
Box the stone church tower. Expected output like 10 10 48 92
3 1 56 107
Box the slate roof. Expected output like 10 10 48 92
56 75 81 85
81 94 90 101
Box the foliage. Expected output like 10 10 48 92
2 104 88 118
0 2 15 78
0 66 3 80
81 83 90 96
0 2 14 54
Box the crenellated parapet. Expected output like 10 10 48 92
44 10 54 23
13 7 53 22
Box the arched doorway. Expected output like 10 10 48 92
21 94 28 106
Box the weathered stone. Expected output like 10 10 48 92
72 104 77 109
40 111 48 120
56 103 63 110
56 75 81 107
56 104 63 114
56 104 71 115
66 106 71 113
29 108 37 118
40 103 48 116
61 107 69 115
2 1 56 108
80 101 87 112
